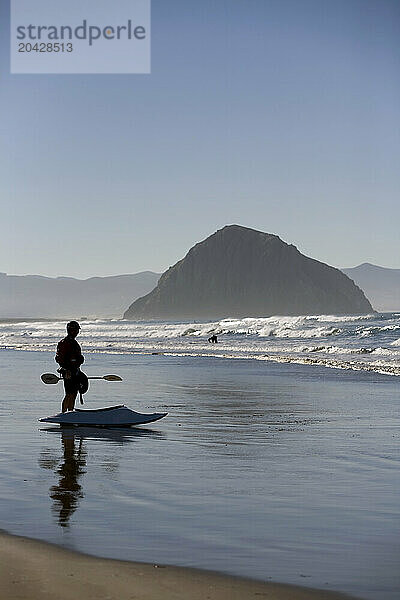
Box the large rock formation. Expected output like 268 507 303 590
124 225 373 319
342 263 400 312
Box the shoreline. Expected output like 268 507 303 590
0 531 359 600
1 345 399 378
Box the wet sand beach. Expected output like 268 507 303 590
0 349 399 599
0 532 358 600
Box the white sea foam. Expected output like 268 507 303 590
1 313 399 376
305 314 374 322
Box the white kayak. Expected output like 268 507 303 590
39 405 167 427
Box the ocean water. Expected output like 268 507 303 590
0 312 400 376
0 344 399 600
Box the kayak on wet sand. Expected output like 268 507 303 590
39 405 168 427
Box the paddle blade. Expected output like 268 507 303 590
103 375 122 381
41 373 60 385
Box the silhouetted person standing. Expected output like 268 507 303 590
56 321 84 413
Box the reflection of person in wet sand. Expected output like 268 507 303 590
49 431 87 528
39 427 163 528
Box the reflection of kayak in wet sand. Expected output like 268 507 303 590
39 405 168 427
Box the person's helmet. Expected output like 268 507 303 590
67 320 81 332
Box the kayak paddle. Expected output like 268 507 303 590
41 373 122 385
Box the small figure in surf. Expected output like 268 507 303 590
208 334 218 343
55 321 85 413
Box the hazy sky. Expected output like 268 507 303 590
1 0 399 278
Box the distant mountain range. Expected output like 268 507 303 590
124 225 373 319
0 272 159 319
342 263 400 312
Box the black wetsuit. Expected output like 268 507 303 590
55 336 84 394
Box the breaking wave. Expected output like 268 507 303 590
0 312 399 376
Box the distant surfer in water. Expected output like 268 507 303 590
208 334 218 343
55 321 85 413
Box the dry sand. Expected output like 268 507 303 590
0 532 358 600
